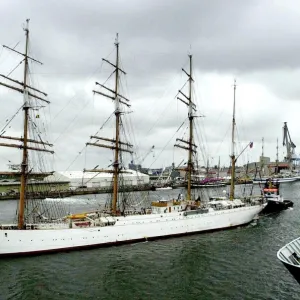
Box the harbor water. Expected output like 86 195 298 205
0 183 299 299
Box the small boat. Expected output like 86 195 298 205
277 237 300 284
191 182 226 188
155 186 173 191
191 177 226 188
261 179 293 214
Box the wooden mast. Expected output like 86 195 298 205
229 80 236 200
187 54 193 200
18 18 30 229
276 138 279 174
88 34 133 215
175 54 195 200
261 137 264 174
112 34 120 214
0 19 52 228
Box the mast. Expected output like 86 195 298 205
229 80 236 200
276 138 279 174
175 55 194 200
217 156 220 178
18 19 30 229
185 55 193 200
0 19 52 229
88 34 133 215
112 34 120 214
260 137 264 174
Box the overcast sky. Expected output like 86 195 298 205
0 0 299 172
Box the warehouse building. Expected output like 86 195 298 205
47 170 150 190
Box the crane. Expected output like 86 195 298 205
283 122 296 167
139 145 155 165
130 145 155 171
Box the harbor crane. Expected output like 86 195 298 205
283 122 296 167
130 145 155 171
138 145 155 165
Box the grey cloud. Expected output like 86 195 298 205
0 0 300 171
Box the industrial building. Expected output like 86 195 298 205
0 171 69 195
47 170 150 190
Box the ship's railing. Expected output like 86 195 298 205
151 200 184 207
0 224 18 230
151 202 168 207
277 237 300 266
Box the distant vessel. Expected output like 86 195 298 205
277 237 300 284
155 186 173 191
253 177 296 184
191 159 226 188
191 177 226 188
0 24 265 256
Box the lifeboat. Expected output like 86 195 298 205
74 221 91 227
65 213 87 219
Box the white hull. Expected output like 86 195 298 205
0 204 264 256
253 177 297 184
155 187 173 191
192 183 226 188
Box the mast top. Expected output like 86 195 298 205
23 19 30 31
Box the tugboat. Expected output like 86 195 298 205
261 178 293 214
277 237 300 284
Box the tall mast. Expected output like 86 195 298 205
276 138 279 173
217 156 220 178
88 34 133 215
112 34 120 214
261 137 264 174
229 80 236 200
174 54 195 201
0 19 52 229
19 19 30 229
187 54 193 200
206 158 209 177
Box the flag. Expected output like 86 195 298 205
249 142 253 149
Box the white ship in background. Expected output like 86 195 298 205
0 21 265 257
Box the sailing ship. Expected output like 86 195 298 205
277 238 300 284
208 81 265 206
191 158 226 188
191 177 226 188
0 23 265 257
